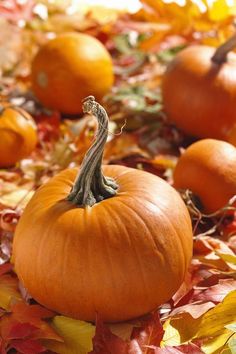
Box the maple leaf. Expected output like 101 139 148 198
10 338 47 354
130 312 164 354
89 315 128 354
0 301 61 353
192 279 236 303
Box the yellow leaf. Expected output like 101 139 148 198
201 328 233 354
228 333 236 353
0 274 22 310
217 252 236 266
162 313 201 346
207 0 230 21
195 290 236 339
163 291 236 349
44 316 95 354
0 187 34 208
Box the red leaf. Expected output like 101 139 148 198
0 338 7 354
193 279 236 303
154 343 203 353
1 302 60 345
0 0 35 23
0 209 20 232
170 301 215 319
130 312 164 354
10 302 55 325
0 263 13 276
8 322 38 339
10 338 46 354
35 111 61 142
90 315 128 354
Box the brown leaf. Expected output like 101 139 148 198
90 316 128 354
130 312 164 354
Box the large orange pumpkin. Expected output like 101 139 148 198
0 104 37 167
31 33 114 114
12 96 193 323
173 139 236 214
162 34 236 140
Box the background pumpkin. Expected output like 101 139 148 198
162 34 236 141
12 97 193 323
0 104 37 167
173 139 236 214
31 32 114 114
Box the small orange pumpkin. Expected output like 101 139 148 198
13 96 193 323
173 139 236 214
162 35 236 140
0 104 37 167
31 33 114 114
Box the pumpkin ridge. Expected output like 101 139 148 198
91 204 119 314
163 202 190 269
116 197 164 257
114 198 157 304
147 197 190 277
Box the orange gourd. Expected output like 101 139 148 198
173 139 236 214
162 35 236 140
31 33 114 114
0 104 37 167
12 96 193 323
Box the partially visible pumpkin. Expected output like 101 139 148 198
173 139 236 214
31 32 114 114
12 96 193 323
162 35 236 140
0 104 37 167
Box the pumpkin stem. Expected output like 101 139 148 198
67 96 118 207
211 34 236 64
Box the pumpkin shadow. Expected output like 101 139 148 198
46 198 85 221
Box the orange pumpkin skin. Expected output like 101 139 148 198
173 139 236 214
31 33 114 114
162 45 236 140
13 165 193 323
0 106 37 167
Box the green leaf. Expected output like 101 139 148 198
156 45 186 64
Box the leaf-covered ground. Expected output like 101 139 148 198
0 1 236 353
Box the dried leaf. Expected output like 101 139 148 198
10 338 46 354
0 273 22 310
90 316 128 354
194 290 236 339
200 328 233 354
130 312 164 353
162 314 201 347
44 315 95 354
217 252 236 266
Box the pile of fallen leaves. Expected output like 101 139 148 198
1 0 236 353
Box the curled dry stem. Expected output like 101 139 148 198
180 189 236 237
